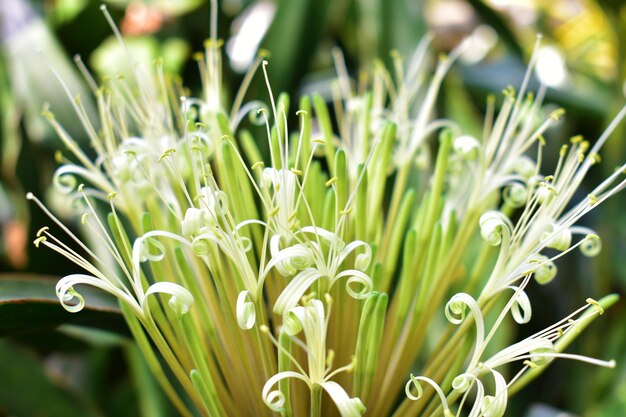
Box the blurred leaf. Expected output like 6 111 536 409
126 343 173 417
524 404 576 417
90 35 189 78
0 0 97 146
47 0 89 25
381 0 427 62
443 72 484 139
259 0 331 96
461 59 613 120
465 0 523 57
0 274 127 337
0 339 101 417
104 0 205 16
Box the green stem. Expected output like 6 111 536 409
310 384 323 417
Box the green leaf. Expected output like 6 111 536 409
0 339 101 417
258 0 332 97
0 274 128 337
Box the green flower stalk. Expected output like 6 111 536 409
27 4 625 417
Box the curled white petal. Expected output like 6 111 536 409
503 182 528 208
262 371 310 413
453 135 480 160
53 165 112 195
336 240 372 272
139 237 166 263
530 254 557 285
144 281 194 316
265 242 316 277
479 211 512 246
182 207 215 237
445 293 485 367
321 381 366 417
466 375 485 417
273 269 325 315
55 273 139 314
505 286 532 324
56 278 86 313
236 290 256 330
405 374 451 416
299 226 345 249
541 224 572 251
484 337 554 369
581 234 601 257
528 338 556 366
480 369 507 417
451 372 476 393
335 270 373 299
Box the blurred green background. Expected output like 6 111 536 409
0 0 624 416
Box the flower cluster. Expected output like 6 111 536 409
29 6 625 417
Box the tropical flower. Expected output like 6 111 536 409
28 4 624 417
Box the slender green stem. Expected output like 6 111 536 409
310 384 323 417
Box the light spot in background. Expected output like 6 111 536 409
535 45 568 87
121 2 164 35
460 25 498 64
427 0 474 28
226 1 276 73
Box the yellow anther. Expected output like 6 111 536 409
586 298 604 315
257 48 271 58
251 161 265 170
203 38 224 48
54 151 63 163
41 110 55 120
570 135 583 144
589 153 601 164
325 177 338 187
34 236 47 248
559 144 568 156
549 108 566 121
502 86 516 98
588 194 598 205
312 138 326 145
81 213 89 224
78 184 85 192
36 227 49 237
579 141 589 153
290 168 303 176
268 206 281 217
159 148 176 161
523 360 538 369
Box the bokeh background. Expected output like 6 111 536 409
0 0 625 416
